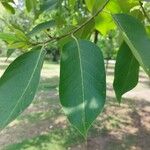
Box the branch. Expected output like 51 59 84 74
139 1 150 23
34 0 110 46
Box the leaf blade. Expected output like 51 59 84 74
0 32 17 43
113 42 139 103
0 47 46 129
1 2 15 14
113 14 150 77
25 0 33 12
28 20 56 36
59 40 106 137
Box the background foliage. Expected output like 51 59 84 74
0 0 150 140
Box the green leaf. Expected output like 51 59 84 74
25 0 33 12
58 19 95 48
25 0 37 12
40 0 57 12
68 0 76 9
14 29 29 42
1 2 15 14
117 0 139 12
7 48 15 58
113 42 139 103
0 47 46 130
0 32 17 43
28 20 56 36
59 39 106 137
8 41 27 49
0 0 14 3
79 19 95 39
113 14 150 77
85 0 95 12
95 0 121 34
85 0 105 13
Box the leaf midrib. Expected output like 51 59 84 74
74 38 86 133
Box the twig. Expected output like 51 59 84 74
94 30 99 44
34 0 110 46
139 1 150 23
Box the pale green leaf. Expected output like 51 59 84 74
95 0 121 34
0 32 17 43
8 41 27 49
68 0 76 9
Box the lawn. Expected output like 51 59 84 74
0 58 149 150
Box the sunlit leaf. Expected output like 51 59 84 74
6 48 15 58
0 32 17 43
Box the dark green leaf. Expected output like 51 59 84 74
25 0 37 12
0 47 46 130
7 48 15 58
113 42 139 103
28 20 56 36
79 19 95 39
113 14 150 77
25 0 33 12
1 2 15 14
59 39 106 137
0 32 17 43
58 20 94 48
40 0 57 13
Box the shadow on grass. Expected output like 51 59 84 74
3 127 84 150
101 110 150 150
38 76 59 91
85 96 150 150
